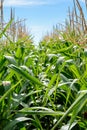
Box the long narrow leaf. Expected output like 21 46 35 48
51 91 87 130
4 55 17 65
0 80 22 103
3 117 33 130
9 64 44 86
0 19 13 38
20 109 64 116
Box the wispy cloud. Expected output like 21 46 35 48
4 0 60 7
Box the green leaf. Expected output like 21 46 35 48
20 127 26 130
19 107 64 116
3 117 33 130
0 19 13 38
0 80 22 103
4 55 17 65
43 74 57 105
69 94 87 130
60 122 77 130
9 64 44 86
15 46 25 59
51 91 87 130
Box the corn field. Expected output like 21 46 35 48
0 0 87 130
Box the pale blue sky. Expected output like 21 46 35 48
3 0 85 44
